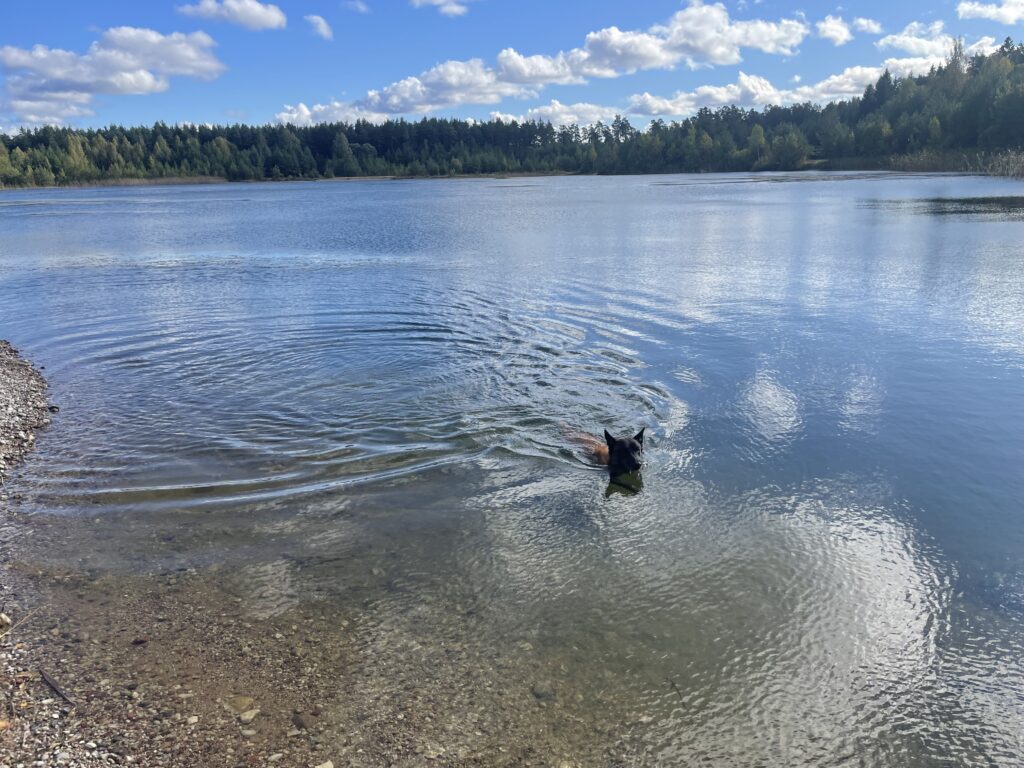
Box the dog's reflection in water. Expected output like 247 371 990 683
606 470 643 497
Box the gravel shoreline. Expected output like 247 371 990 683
0 341 52 491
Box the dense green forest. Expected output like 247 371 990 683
3 39 1024 187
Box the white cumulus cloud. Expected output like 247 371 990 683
497 2 809 84
853 17 883 34
958 0 1024 23
817 15 853 46
276 101 388 125
797 65 886 100
627 64 908 118
579 26 680 74
877 21 954 57
0 27 225 124
650 1 808 67
276 0 811 126
305 14 334 40
491 99 621 126
624 46 1007 122
177 0 286 30
364 58 533 113
629 72 783 115
495 49 583 85
878 21 998 65
332 29 1007 130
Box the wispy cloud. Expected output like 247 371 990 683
345 0 370 13
177 0 286 30
305 14 334 40
411 0 475 17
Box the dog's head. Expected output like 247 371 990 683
604 428 645 476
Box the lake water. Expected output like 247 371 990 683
2 173 1024 764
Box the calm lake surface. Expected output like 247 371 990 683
2 172 1024 764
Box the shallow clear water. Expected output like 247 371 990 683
2 172 1024 764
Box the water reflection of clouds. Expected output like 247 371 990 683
645 479 958 764
741 369 801 445
457 458 1024 763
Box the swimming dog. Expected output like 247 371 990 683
572 428 645 476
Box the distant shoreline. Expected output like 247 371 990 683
0 170 579 192
0 165 1011 194
1 175 231 190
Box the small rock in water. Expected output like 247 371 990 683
48 404 60 413
224 695 254 714
530 681 556 701
420 742 445 759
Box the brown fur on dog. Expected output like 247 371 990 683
571 432 610 465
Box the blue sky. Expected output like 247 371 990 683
1 0 1020 131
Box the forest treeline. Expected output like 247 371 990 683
3 39 1024 187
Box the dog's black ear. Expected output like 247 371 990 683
604 429 616 448
634 427 645 446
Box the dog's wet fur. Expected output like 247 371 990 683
602 428 645 476
571 427 645 477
